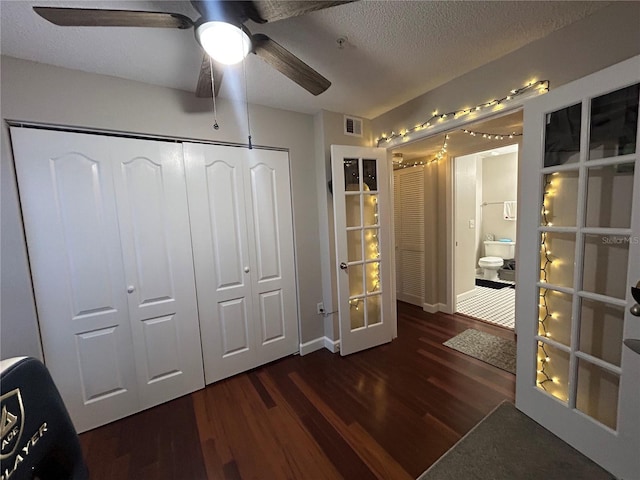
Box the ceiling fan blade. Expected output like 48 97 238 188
251 1 354 23
196 55 224 98
33 7 194 29
252 34 330 96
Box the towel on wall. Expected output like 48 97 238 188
503 201 517 221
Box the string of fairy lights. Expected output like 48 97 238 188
393 127 523 170
376 80 549 146
349 193 381 315
538 173 558 393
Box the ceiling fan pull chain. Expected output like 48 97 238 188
208 56 219 130
241 42 252 150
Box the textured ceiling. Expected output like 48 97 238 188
1 1 608 118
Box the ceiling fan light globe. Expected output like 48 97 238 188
196 21 251 65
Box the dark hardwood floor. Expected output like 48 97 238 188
79 302 516 479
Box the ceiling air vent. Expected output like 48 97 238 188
344 115 363 137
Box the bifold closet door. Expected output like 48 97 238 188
10 128 204 432
183 143 298 384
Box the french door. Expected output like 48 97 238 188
516 56 640 479
331 145 394 355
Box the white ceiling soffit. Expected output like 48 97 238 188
0 1 609 118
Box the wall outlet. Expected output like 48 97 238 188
317 302 325 315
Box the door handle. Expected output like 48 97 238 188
630 283 640 316
339 262 348 270
623 339 640 355
127 285 135 294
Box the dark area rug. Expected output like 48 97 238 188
443 329 516 374
417 402 615 480
475 278 510 289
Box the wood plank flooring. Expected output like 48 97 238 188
79 302 515 479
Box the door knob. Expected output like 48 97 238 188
339 262 348 270
244 266 250 273
127 285 135 293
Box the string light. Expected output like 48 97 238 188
536 173 566 401
537 341 554 391
393 125 523 170
540 174 553 282
375 80 549 146
461 129 522 140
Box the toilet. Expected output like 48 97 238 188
478 241 515 281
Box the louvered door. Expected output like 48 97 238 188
393 167 425 306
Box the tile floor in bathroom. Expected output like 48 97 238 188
456 277 515 329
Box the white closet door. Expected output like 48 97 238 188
111 137 204 408
10 128 139 432
183 143 256 383
184 144 298 384
244 149 298 364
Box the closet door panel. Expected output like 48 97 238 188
259 290 285 344
183 143 256 384
245 150 299 360
10 128 138 433
112 138 204 407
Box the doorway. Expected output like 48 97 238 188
391 110 523 328
454 144 519 329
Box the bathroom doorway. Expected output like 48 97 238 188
454 144 518 329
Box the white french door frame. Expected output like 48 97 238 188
331 145 396 355
516 56 640 479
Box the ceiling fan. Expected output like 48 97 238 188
33 1 352 97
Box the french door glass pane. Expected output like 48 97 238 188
367 295 382 325
576 359 619 429
347 230 362 262
344 158 359 189
589 83 639 160
579 298 624 366
541 171 579 227
345 195 361 227
536 341 570 402
585 163 635 228
364 228 380 260
544 103 582 167
348 264 363 297
538 288 572 347
362 159 378 191
350 298 365 329
366 262 381 293
363 194 379 226
540 232 575 287
582 234 629 299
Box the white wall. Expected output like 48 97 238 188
371 1 640 306
1 56 324 359
480 152 518 251
454 154 477 297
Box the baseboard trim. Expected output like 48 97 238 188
423 303 438 313
423 303 453 314
299 337 325 356
323 337 340 353
299 336 341 355
457 289 477 303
